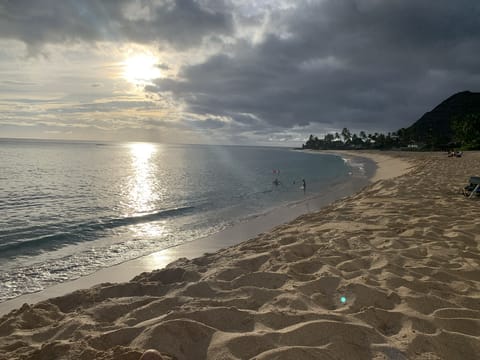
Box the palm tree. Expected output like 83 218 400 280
341 127 351 144
324 133 334 144
359 131 367 142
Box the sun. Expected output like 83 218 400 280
123 54 161 85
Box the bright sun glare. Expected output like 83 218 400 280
123 54 161 85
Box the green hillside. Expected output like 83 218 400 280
403 91 480 147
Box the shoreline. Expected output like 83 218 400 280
0 151 386 316
3 151 477 359
320 149 415 182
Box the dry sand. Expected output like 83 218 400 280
1 151 479 360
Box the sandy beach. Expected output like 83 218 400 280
1 151 479 360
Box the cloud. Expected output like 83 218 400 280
0 0 234 50
51 100 160 114
1 80 36 86
147 0 480 135
186 117 227 129
2 0 480 144
156 63 170 71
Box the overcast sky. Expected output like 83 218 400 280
1 0 479 146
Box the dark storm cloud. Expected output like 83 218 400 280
151 0 480 133
0 0 233 49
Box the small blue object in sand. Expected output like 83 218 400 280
340 296 347 304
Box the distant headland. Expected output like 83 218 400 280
302 91 480 151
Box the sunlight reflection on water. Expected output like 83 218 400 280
129 221 168 241
128 142 158 214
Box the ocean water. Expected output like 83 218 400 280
0 140 367 302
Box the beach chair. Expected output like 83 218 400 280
464 176 480 198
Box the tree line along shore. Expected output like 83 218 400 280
302 90 480 151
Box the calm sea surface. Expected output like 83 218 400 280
0 140 366 302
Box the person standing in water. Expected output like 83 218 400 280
302 179 306 193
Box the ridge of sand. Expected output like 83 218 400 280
1 151 479 360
